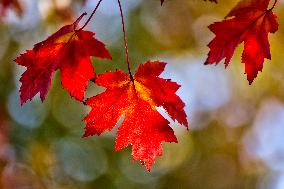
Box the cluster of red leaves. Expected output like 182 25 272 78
14 0 279 170
0 0 22 15
15 12 188 170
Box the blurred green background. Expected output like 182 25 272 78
1 0 284 188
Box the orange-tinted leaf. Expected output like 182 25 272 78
15 14 111 105
205 0 278 84
84 61 188 170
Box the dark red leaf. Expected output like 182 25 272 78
0 0 22 15
205 0 278 84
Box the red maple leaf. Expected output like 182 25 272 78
15 13 111 105
205 0 278 84
84 61 188 170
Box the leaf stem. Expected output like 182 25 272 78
76 0 103 31
269 0 278 11
117 0 133 79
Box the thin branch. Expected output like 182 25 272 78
117 0 133 79
269 0 278 11
77 0 103 31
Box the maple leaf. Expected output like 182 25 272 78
0 0 22 15
205 0 278 84
84 61 188 170
15 13 111 105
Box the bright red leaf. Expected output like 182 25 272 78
84 61 188 170
205 0 278 84
15 13 111 105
